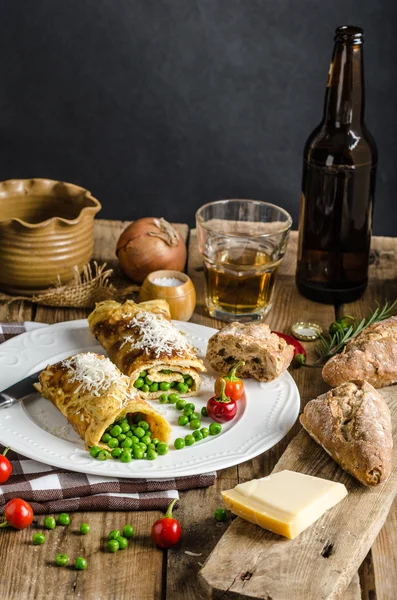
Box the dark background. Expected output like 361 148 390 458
0 1 396 233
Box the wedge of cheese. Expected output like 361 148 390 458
221 470 347 539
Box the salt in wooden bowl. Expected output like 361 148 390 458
139 270 196 321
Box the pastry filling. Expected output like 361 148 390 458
133 370 194 394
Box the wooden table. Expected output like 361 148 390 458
0 219 395 600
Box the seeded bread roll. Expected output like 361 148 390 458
322 316 397 388
205 322 294 382
300 380 393 486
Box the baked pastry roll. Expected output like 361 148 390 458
300 380 393 486
88 300 205 399
205 321 294 382
322 317 397 388
34 352 171 450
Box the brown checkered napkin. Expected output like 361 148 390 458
0 322 216 514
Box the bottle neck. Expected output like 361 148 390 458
323 41 365 129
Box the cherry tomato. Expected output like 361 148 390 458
151 498 181 549
0 448 12 484
0 498 34 530
272 331 307 366
207 379 237 423
214 361 245 401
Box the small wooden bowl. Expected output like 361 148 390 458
139 270 196 321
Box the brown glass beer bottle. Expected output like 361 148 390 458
296 25 378 304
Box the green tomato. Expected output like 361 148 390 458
184 434 195 446
75 557 87 570
214 508 227 522
141 384 150 393
134 377 144 389
192 430 203 441
176 399 186 411
57 513 70 526
160 381 171 391
178 415 189 426
97 450 111 461
101 433 111 443
120 450 132 463
43 516 56 530
159 393 168 404
147 448 158 460
55 553 69 567
134 427 145 438
111 447 122 458
118 536 129 549
107 539 119 552
80 523 90 535
32 533 45 545
149 382 159 393
200 427 209 438
201 407 208 417
168 393 179 404
121 438 133 449
176 382 188 394
110 425 122 437
108 437 119 449
157 443 168 455
108 529 121 540
123 525 134 539
89 446 101 458
133 447 145 460
139 370 147 378
209 422 222 435
121 422 130 433
190 419 201 430
174 438 185 450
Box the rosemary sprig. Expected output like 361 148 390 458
315 299 397 363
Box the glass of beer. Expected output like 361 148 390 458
196 199 292 322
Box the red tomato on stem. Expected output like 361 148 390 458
207 379 237 423
214 361 245 401
0 448 12 484
0 498 34 530
151 498 181 549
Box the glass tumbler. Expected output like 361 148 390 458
196 199 292 322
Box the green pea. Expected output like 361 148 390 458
200 427 209 438
134 377 144 389
111 447 122 458
193 430 203 441
125 430 133 438
133 447 145 459
176 399 186 411
151 438 159 445
121 422 130 433
58 513 70 526
89 446 101 458
117 434 127 443
209 422 222 435
160 381 171 391
121 438 133 449
174 438 185 450
123 525 134 539
139 370 147 378
178 415 189 426
149 382 159 393
110 425 122 437
55 553 69 567
134 427 145 438
189 412 200 421
159 393 168 403
177 382 188 394
161 369 171 374
168 393 179 404
107 539 119 552
183 409 193 419
183 373 190 380
141 384 150 393
80 523 90 535
157 443 168 455
43 516 56 530
130 435 139 444
120 450 132 463
147 443 156 451
108 529 121 540
170 381 178 388
185 403 196 411
190 419 201 430
108 437 119 448
147 449 158 460
101 433 111 443
185 434 195 446
141 435 151 445
144 376 152 386
138 421 149 431
214 508 227 522
75 557 88 570
97 450 111 461
118 536 128 549
32 532 45 545
201 407 208 417
185 376 193 387
138 442 147 451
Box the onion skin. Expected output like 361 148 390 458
116 217 187 283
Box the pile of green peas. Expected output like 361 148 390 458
172 401 222 449
133 370 194 395
106 524 135 552
32 513 89 570
90 414 168 462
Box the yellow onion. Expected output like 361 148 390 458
116 218 187 283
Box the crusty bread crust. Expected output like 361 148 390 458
322 316 397 388
205 322 294 382
300 380 393 486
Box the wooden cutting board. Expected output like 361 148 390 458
200 386 397 600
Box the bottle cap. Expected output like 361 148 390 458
291 322 323 341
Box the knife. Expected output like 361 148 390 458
0 371 40 409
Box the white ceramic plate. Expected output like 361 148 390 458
0 320 300 479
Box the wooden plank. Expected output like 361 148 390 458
341 236 397 600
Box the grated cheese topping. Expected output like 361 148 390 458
122 311 192 358
61 353 121 397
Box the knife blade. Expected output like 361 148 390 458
0 371 41 408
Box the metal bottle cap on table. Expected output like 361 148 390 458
291 322 323 341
